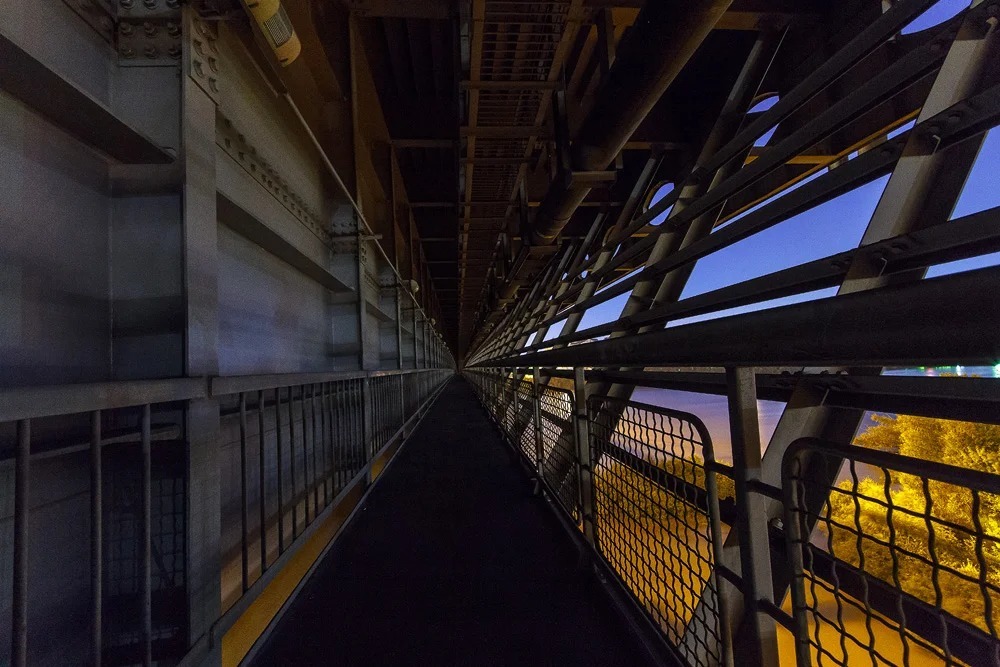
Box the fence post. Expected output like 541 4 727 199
531 366 544 493
362 375 373 485
506 367 516 437
725 366 778 667
573 367 596 546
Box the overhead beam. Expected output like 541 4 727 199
390 138 456 149
0 33 174 164
482 267 1000 368
460 125 553 139
460 80 562 91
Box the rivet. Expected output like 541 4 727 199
120 0 134 8
142 0 156 8
143 45 158 58
166 21 180 36
120 46 136 58
208 56 218 72
166 0 179 7
143 21 156 36
120 22 134 36
167 45 181 59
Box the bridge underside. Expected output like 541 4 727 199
2 0 1000 666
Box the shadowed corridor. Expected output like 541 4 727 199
251 378 653 666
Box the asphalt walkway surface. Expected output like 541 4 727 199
251 377 651 666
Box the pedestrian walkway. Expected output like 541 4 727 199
251 378 654 666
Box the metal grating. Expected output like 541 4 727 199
783 438 1000 667
589 395 727 667
461 0 577 338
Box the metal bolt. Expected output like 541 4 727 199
167 45 181 59
143 21 156 36
143 45 158 58
166 0 179 7
120 46 136 58
120 0 133 7
143 0 156 8
166 21 180 36
119 21 133 36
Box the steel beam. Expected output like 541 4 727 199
482 266 1000 368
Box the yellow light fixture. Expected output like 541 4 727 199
241 0 301 66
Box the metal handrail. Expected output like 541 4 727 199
0 368 451 423
467 365 1000 667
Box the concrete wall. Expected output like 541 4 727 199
218 224 335 375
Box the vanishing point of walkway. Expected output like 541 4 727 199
252 378 653 666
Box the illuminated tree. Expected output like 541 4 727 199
827 414 1000 634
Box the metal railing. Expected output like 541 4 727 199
783 438 1000 667
0 368 450 667
466 368 729 667
466 367 1000 667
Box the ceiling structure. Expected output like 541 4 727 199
293 0 895 357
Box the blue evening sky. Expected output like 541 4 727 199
535 0 996 457
566 0 997 336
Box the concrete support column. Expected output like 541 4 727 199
181 9 221 660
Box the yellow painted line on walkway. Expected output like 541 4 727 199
222 483 363 667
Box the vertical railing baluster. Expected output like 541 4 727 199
289 385 298 537
276 387 285 553
11 419 30 667
90 410 103 666
140 404 152 667
350 380 358 477
531 366 544 493
258 389 267 575
330 382 339 494
321 383 329 507
303 385 312 524
572 368 596 546
239 392 249 592
311 384 319 513
363 377 372 477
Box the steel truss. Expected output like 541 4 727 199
467 1 1000 665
